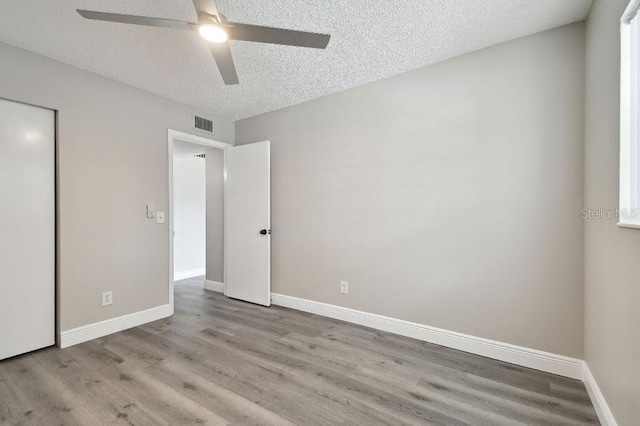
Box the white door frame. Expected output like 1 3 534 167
168 129 232 311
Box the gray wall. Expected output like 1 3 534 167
0 42 234 333
237 23 586 358
584 0 640 424
206 147 225 283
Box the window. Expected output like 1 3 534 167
620 0 640 228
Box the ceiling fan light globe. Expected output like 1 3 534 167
199 24 228 43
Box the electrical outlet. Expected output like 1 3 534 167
146 204 155 219
340 281 348 294
102 291 113 307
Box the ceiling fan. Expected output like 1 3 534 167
76 0 331 85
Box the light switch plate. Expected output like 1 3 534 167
147 204 155 218
156 211 165 224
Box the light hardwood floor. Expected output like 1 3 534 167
0 277 599 425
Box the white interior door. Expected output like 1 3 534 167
0 98 55 360
224 141 270 306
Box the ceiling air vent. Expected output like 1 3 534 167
194 116 213 133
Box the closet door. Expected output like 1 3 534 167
0 98 55 360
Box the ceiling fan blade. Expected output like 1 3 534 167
227 23 330 49
192 0 220 17
210 43 239 85
76 10 192 30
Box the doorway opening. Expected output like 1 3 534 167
173 141 207 281
168 129 231 310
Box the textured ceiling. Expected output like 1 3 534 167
0 0 592 120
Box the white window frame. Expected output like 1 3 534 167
619 0 640 229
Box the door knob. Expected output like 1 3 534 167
260 229 271 235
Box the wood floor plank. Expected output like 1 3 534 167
33 346 170 426
0 278 600 425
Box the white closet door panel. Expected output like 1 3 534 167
0 98 55 360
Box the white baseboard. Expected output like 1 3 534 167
583 363 618 426
60 304 173 348
270 293 584 380
204 280 224 293
58 286 613 422
174 267 206 281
